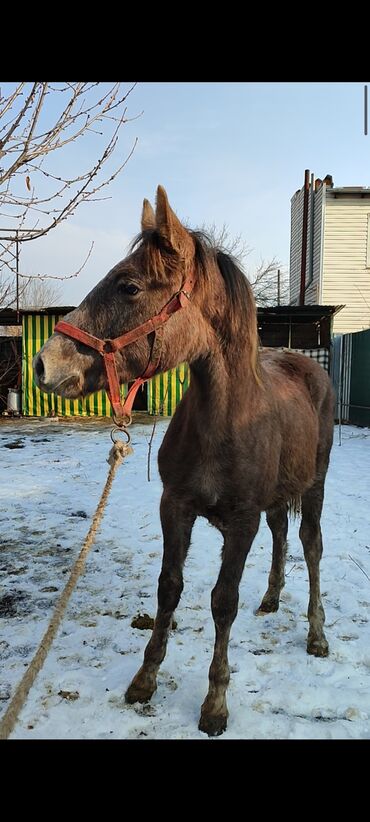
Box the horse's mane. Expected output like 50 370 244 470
130 228 261 383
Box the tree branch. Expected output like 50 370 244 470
0 82 138 309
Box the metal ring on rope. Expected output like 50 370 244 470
113 412 132 429
110 425 131 445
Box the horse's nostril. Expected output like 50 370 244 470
34 355 45 382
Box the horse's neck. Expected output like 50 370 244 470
189 341 260 433
185 260 261 432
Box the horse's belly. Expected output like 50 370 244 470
278 423 318 497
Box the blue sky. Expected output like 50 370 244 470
18 82 370 305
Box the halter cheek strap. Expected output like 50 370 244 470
54 275 195 424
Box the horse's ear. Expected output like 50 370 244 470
141 198 156 231
156 185 192 255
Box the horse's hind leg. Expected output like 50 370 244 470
256 503 288 614
299 478 328 657
125 490 195 704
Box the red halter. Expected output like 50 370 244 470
54 275 195 424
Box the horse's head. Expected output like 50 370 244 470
33 186 210 400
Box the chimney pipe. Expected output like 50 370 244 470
299 169 310 306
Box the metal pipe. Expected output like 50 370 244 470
365 85 368 136
340 403 370 411
299 169 310 305
16 230 19 323
338 335 343 446
308 172 315 285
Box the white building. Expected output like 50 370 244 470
290 171 370 333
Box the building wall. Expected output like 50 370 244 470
289 183 324 305
322 196 370 333
289 188 304 304
311 183 325 303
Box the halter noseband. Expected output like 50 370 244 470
53 275 195 425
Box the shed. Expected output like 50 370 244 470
257 304 343 371
6 304 341 418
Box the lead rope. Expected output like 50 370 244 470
0 437 132 741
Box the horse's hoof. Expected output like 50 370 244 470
198 713 228 737
307 637 329 657
255 598 279 615
125 679 156 704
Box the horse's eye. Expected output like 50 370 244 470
119 283 140 296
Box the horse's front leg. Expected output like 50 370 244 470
125 490 196 704
199 509 260 736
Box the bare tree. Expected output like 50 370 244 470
200 222 288 306
20 277 62 309
0 267 29 310
250 259 289 307
200 221 251 264
0 81 138 309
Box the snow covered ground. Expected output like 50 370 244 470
1 416 370 740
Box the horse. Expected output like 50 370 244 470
33 186 335 736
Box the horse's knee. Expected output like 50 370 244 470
211 585 238 628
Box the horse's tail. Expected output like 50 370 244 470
288 495 301 520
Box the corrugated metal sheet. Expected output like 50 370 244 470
331 334 352 421
349 328 370 426
331 331 370 426
22 314 128 417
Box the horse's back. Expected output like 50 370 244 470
260 347 334 417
